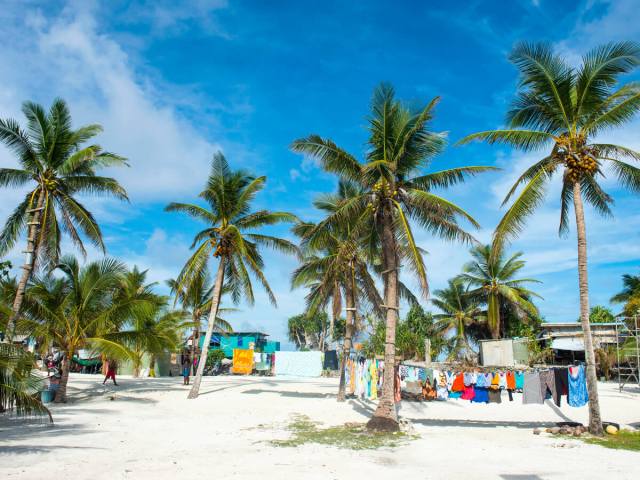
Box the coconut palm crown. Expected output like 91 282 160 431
459 244 541 339
166 152 299 398
291 83 495 430
0 99 128 336
431 279 485 362
459 41 640 436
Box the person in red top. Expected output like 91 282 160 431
103 359 118 386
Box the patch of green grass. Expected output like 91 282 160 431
581 430 640 452
270 415 417 450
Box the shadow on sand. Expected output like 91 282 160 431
241 388 335 399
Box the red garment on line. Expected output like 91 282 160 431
451 373 465 392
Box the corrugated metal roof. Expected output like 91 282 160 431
551 337 585 351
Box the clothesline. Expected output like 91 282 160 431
344 354 589 408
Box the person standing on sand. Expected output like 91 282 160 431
182 357 191 385
103 359 118 386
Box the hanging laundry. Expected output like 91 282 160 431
488 388 502 403
231 349 254 375
568 365 589 407
515 371 525 391
523 372 544 404
451 372 465 392
472 387 489 403
461 384 475 401
463 371 476 387
435 370 449 399
539 370 559 405
498 371 508 389
553 367 569 407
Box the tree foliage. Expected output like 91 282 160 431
0 99 128 266
287 312 344 351
459 244 542 339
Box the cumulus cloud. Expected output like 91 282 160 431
0 3 223 203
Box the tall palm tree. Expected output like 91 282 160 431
166 153 299 399
167 269 233 375
292 181 383 402
459 41 640 435
18 256 151 402
291 84 494 430
432 279 485 361
0 99 128 338
458 244 541 339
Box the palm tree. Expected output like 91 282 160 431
105 267 188 377
0 342 51 421
115 305 189 378
291 84 494 430
167 269 233 375
292 181 384 401
166 153 299 399
459 41 640 435
18 256 151 402
0 99 128 338
458 244 541 339
611 272 640 304
432 280 485 361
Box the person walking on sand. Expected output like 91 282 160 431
103 359 118 386
182 357 191 385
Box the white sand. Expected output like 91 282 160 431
1 373 639 479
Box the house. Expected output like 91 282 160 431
539 322 620 363
198 331 280 358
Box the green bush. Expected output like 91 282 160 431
205 349 226 368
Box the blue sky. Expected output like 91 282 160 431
1 0 639 347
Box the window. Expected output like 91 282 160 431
237 336 244 347
210 335 221 348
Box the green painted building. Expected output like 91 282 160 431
199 331 280 358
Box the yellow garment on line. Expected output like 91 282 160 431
232 349 254 375
349 360 356 394
369 361 378 400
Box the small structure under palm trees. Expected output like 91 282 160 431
197 331 280 358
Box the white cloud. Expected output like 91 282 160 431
0 4 224 203
289 168 302 181
119 0 230 38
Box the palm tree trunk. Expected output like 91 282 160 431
488 293 500 339
572 182 603 436
337 263 356 402
54 348 74 403
191 312 199 376
188 255 226 399
133 349 141 378
7 189 45 340
149 354 157 377
367 205 399 431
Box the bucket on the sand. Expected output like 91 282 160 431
40 389 54 403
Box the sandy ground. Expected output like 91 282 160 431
1 373 639 480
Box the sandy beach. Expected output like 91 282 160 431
1 373 639 479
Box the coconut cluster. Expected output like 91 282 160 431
554 135 599 183
208 229 230 258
